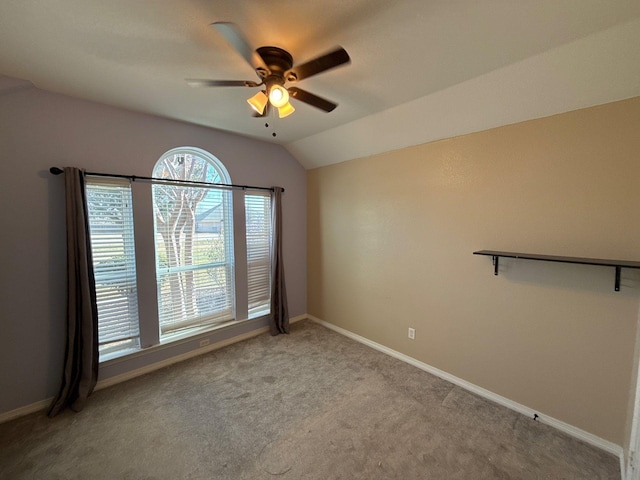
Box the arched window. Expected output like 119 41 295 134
86 146 273 361
152 147 231 185
152 147 235 338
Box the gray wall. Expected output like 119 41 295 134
0 86 306 415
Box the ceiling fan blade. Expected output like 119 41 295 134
288 87 337 112
288 47 350 81
186 79 260 87
211 22 268 72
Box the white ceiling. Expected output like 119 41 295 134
1 0 639 169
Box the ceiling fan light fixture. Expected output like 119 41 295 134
247 91 268 114
277 102 295 118
189 24 350 119
268 85 289 108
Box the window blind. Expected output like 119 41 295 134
86 179 140 357
153 183 235 336
245 192 272 318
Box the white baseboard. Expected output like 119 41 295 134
308 314 624 463
0 314 306 424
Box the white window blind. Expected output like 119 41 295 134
86 179 140 358
245 192 272 318
153 182 235 336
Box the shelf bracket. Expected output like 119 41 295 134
474 250 640 293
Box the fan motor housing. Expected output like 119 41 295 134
256 46 293 77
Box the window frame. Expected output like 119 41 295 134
245 191 273 319
151 148 236 341
85 177 141 361
84 146 274 363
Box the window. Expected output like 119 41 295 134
84 147 273 362
152 148 235 339
86 179 140 359
246 192 272 318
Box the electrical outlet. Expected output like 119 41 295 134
408 328 415 340
199 338 210 347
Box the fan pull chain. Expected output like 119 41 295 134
264 122 277 137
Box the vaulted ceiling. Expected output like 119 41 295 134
1 0 639 168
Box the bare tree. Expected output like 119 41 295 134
153 155 209 323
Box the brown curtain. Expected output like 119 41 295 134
48 167 99 417
269 187 289 335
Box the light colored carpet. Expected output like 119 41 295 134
0 320 619 479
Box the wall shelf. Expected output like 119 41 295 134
473 250 640 292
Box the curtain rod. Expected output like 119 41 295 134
49 167 282 193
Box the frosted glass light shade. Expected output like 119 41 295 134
277 102 295 118
269 85 289 108
247 91 268 114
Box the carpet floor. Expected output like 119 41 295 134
0 319 620 479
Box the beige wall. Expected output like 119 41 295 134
307 97 640 445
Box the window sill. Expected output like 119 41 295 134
99 316 266 367
99 347 141 364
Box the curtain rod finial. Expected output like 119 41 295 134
50 167 64 175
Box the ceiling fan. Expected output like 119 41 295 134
187 22 351 118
